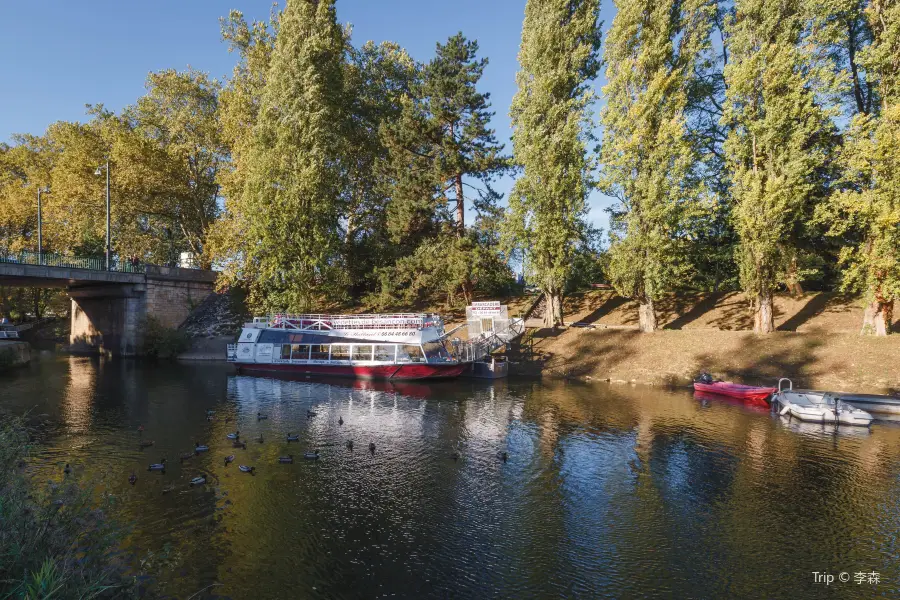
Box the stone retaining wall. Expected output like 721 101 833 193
145 279 215 329
0 341 31 370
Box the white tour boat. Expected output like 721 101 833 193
227 313 467 380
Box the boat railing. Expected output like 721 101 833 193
0 329 19 339
778 378 793 393
264 313 443 331
226 344 237 362
453 318 525 363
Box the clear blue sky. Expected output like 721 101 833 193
0 0 613 229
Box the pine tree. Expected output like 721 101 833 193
600 0 714 332
504 0 602 328
237 0 348 312
723 0 839 333
824 0 900 334
375 33 508 306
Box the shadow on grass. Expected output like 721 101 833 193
665 292 727 330
540 329 641 378
777 294 853 332
692 332 826 386
579 295 630 325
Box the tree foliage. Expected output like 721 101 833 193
600 0 715 331
723 0 840 332
372 33 510 307
504 0 603 327
229 0 348 312
820 0 900 334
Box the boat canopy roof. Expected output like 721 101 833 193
248 313 444 331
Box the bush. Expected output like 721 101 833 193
140 316 190 359
0 416 133 598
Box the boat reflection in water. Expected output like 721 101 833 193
693 390 770 413
231 371 445 400
778 416 874 439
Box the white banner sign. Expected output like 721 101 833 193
470 303 503 315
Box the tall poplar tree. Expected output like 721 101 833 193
504 0 603 328
600 0 714 332
723 0 838 333
823 0 900 334
208 9 279 289
237 0 347 311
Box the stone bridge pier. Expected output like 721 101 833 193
69 266 216 356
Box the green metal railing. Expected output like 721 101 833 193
0 249 145 274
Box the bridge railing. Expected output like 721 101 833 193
0 250 145 273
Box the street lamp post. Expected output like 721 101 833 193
95 161 111 271
37 186 50 264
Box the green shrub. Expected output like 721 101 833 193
140 316 190 359
0 416 133 598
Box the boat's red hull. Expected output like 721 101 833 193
234 362 467 381
693 381 776 402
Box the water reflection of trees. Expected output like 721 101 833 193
512 380 900 597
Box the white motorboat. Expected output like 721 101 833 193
772 380 873 427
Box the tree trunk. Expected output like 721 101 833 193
861 298 893 336
787 257 803 297
543 290 563 328
32 289 42 320
754 289 775 333
454 173 465 236
638 298 658 332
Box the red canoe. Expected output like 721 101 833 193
692 381 776 402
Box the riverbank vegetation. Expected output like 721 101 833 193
0 417 131 598
1 0 898 336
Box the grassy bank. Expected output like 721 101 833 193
512 289 899 391
525 327 900 393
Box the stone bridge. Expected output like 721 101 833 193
0 260 216 356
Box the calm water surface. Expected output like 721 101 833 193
3 354 900 599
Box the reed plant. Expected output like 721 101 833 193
0 416 133 599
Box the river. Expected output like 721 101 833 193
3 355 899 599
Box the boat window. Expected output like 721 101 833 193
374 345 395 362
310 345 330 361
397 345 425 363
331 345 351 360
281 344 291 360
352 345 373 361
422 341 451 362
291 344 310 360
258 330 289 344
